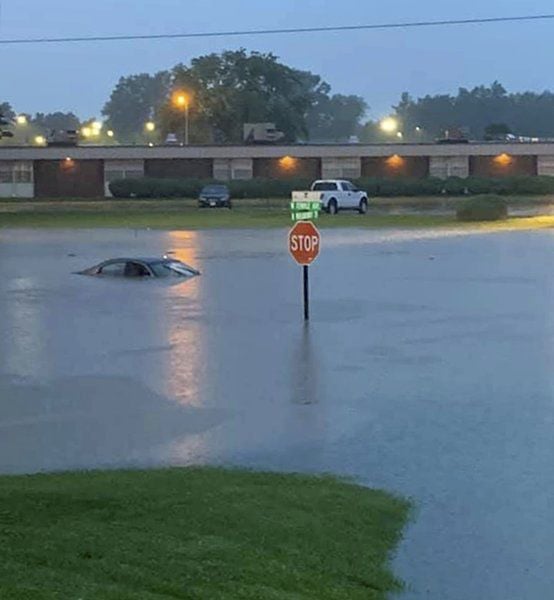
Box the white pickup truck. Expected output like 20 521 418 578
292 180 369 215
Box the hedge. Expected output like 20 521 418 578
108 177 312 199
456 195 509 221
109 175 554 199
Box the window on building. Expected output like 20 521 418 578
13 163 32 183
105 170 125 182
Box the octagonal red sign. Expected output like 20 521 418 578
288 221 321 265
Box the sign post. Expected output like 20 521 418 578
288 220 321 321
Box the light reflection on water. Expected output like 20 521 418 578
3 277 49 378
164 231 206 409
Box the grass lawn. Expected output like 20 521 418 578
0 468 410 599
1 198 553 230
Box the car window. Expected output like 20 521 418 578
98 262 126 276
150 261 196 278
201 186 228 195
150 262 174 277
124 262 150 277
313 182 338 191
341 182 355 191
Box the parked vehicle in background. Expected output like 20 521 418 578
436 128 469 144
243 123 285 144
47 129 79 147
293 180 369 215
198 184 232 209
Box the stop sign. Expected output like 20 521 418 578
289 221 321 265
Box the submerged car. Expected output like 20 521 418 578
198 184 232 209
78 257 200 278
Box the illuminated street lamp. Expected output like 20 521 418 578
34 135 46 145
396 131 404 139
81 126 92 138
145 121 156 133
92 120 103 132
107 129 114 138
380 117 399 135
172 91 191 145
16 115 28 126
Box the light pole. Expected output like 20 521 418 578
173 92 191 145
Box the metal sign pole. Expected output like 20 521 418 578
303 265 310 321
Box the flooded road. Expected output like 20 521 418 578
0 227 553 599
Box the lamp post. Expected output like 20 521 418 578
173 92 190 145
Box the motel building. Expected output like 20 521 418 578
1 141 554 198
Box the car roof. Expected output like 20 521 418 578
101 257 177 265
313 179 350 184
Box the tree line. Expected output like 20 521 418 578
3 50 554 144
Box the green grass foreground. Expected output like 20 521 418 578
0 468 411 600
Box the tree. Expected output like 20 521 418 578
0 102 14 141
391 82 554 139
306 94 367 141
0 102 15 121
102 72 171 142
159 50 331 143
32 112 80 132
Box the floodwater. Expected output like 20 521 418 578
0 226 553 600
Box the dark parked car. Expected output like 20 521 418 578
198 184 232 209
78 257 200 278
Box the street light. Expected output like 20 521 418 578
34 135 46 145
145 121 156 133
107 129 114 138
172 91 191 145
380 117 399 134
16 115 28 126
81 126 92 138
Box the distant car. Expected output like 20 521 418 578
198 184 232 209
164 133 179 145
78 257 200 278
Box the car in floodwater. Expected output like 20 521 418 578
77 257 201 279
198 184 232 209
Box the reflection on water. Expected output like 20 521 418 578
291 324 319 406
2 278 48 378
165 231 205 408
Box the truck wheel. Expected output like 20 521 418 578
358 198 368 214
328 199 338 215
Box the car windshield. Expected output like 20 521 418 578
150 261 196 278
201 186 227 195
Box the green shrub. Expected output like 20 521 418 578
456 195 509 221
353 177 444 197
109 177 313 199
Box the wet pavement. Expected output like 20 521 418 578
0 226 553 600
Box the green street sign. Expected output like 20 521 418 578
290 201 321 212
292 210 319 222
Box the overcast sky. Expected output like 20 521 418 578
2 0 553 120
